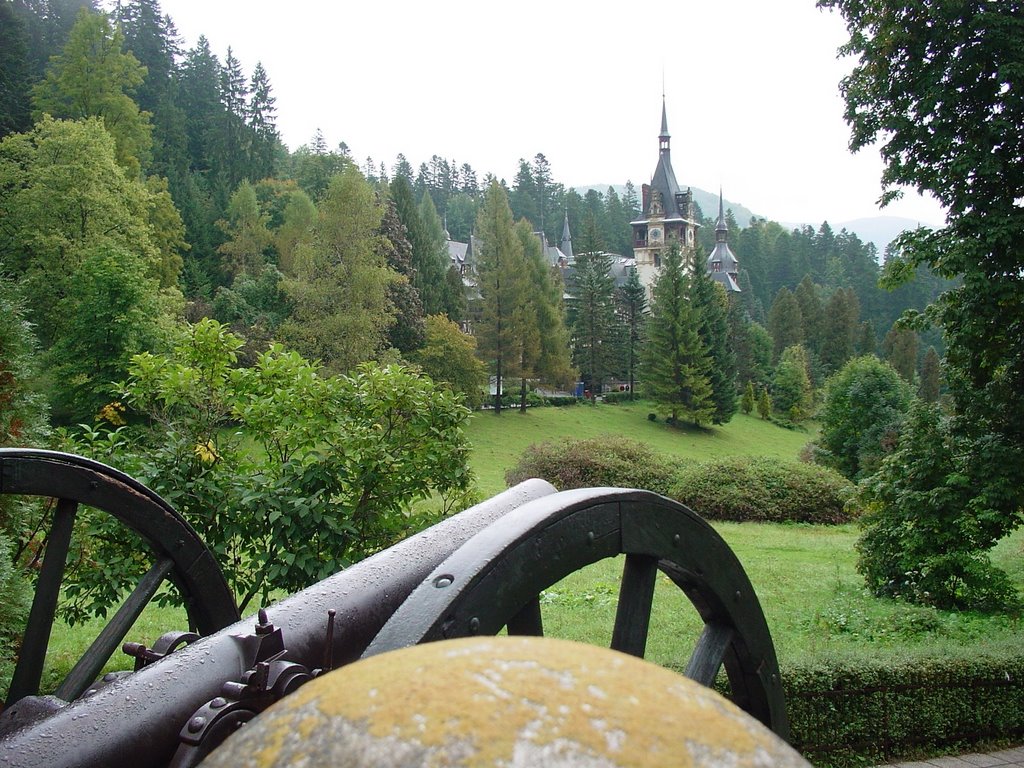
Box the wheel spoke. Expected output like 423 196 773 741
506 596 543 636
55 556 175 701
7 498 78 704
684 622 735 687
610 554 658 657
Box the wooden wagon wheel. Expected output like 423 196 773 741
364 487 790 741
0 449 240 705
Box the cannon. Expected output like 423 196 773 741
0 448 789 767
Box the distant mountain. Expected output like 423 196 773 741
834 216 938 255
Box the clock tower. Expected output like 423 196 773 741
631 99 699 290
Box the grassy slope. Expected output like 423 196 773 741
467 401 1022 668
38 401 1022 691
466 402 814 496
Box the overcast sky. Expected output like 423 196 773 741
150 0 946 228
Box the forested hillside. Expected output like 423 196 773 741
0 0 951 430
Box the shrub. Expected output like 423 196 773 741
817 356 913 480
601 391 636 404
0 533 30 695
783 651 1024 766
856 401 1018 610
670 456 854 524
505 437 683 496
543 395 578 407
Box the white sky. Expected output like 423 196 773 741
151 0 946 227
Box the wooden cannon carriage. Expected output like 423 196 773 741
0 449 789 767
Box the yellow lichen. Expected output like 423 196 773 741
233 636 803 767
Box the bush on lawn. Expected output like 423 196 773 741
670 456 854 524
505 437 682 496
783 651 1024 766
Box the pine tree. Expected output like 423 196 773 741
692 260 738 424
767 287 804 360
757 387 772 420
417 192 457 317
882 325 919 383
772 344 814 422
794 276 824 356
821 288 860 375
617 266 647 400
741 381 755 415
521 222 574 392
247 61 279 180
568 215 618 396
919 346 942 403
474 181 529 414
642 243 714 425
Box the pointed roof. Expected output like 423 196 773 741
560 210 573 261
706 189 740 292
645 100 686 221
716 188 729 242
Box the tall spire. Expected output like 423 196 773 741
560 210 573 261
659 96 670 155
716 187 728 243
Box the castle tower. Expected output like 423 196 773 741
705 189 741 293
631 99 700 290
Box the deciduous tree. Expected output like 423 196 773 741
822 0 1024 604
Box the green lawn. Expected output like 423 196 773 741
466 402 814 496
30 400 1023 698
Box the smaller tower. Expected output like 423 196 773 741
705 189 741 293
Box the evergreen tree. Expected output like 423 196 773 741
247 61 278 180
692 260 738 424
794 275 824 356
767 287 803 360
474 181 529 414
856 320 877 356
617 266 647 400
919 346 942 403
757 387 772 420
179 36 222 175
642 243 714 425
882 325 919 383
568 215 618 396
417 192 457 317
820 288 860 375
510 221 543 411
520 221 574 392
377 194 425 355
741 381 755 415
772 344 814 422
0 3 33 137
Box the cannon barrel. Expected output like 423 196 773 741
0 479 556 768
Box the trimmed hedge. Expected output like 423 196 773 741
782 652 1024 766
504 437 682 496
670 456 854 524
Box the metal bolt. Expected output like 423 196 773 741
433 574 454 588
468 617 480 633
586 531 595 545
734 590 742 602
210 697 227 709
103 673 118 682
187 716 207 734
672 534 681 546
